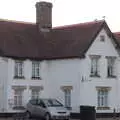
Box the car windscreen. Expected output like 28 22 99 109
43 99 63 107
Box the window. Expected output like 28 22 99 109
29 99 37 105
90 56 100 77
97 89 109 108
61 86 72 109
43 99 63 107
14 90 23 107
30 86 43 99
14 60 24 78
32 61 41 79
31 89 40 99
64 89 71 108
107 57 116 77
100 35 105 42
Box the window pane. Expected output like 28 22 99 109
64 90 71 107
14 61 24 77
107 58 115 76
97 89 108 107
14 90 23 106
32 61 40 78
91 58 99 75
100 35 105 41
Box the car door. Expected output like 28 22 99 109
35 99 47 117
28 99 38 116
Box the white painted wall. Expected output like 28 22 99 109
80 28 120 113
5 59 50 112
0 57 8 112
45 59 82 112
5 58 82 113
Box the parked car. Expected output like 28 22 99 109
25 98 70 120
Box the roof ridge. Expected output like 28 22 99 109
0 18 35 25
53 20 105 30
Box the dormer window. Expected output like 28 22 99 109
100 35 105 42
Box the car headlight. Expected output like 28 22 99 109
50 111 58 116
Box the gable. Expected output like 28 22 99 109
86 28 119 57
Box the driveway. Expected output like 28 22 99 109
0 118 120 120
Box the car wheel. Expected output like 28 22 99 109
45 113 51 120
25 111 31 118
65 116 70 120
65 118 70 120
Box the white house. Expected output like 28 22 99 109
0 1 120 114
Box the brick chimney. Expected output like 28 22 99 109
35 1 53 32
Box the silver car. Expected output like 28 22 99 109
25 98 70 120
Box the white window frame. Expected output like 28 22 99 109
107 57 116 77
98 90 108 107
14 89 23 107
32 61 41 79
100 35 105 42
96 87 111 109
64 89 71 108
90 55 100 77
14 60 24 78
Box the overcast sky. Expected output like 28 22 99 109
0 0 119 32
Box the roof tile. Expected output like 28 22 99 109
0 19 105 60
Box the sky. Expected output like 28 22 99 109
0 0 119 32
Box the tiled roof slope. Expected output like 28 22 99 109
0 19 114 60
114 32 120 45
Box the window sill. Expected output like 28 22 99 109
14 76 25 79
97 107 110 110
31 77 41 80
90 74 100 78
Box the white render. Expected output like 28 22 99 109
0 28 120 113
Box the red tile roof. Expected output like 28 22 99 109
114 32 120 45
0 19 116 60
